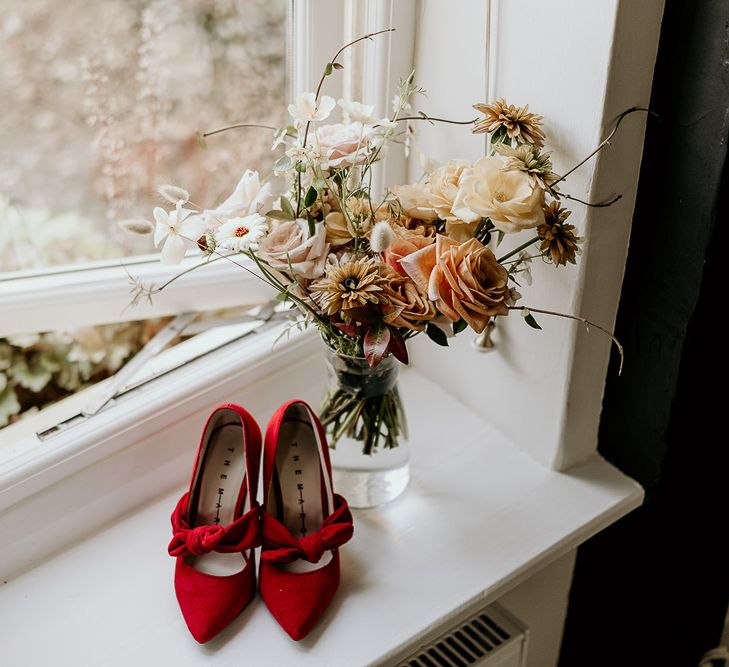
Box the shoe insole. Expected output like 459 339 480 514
275 416 332 572
191 414 249 576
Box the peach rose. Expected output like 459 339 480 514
383 227 435 276
257 218 329 279
381 267 436 331
315 122 380 170
399 236 509 333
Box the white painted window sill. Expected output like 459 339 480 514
0 335 643 666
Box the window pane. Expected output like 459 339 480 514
0 0 288 273
0 306 265 430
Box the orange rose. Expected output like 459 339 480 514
380 267 436 331
399 236 509 333
383 227 435 276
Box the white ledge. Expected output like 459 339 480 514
0 362 642 666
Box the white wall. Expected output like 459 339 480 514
500 551 577 667
408 0 664 469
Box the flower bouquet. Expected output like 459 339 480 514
124 30 636 505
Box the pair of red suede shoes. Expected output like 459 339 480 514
167 399 354 643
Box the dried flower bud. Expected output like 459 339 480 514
117 219 154 235
157 184 190 205
369 221 395 253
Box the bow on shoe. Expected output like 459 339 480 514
168 492 262 558
261 493 354 564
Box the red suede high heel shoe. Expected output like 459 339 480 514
259 399 354 641
167 404 261 643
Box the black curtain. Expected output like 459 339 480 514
560 1 729 665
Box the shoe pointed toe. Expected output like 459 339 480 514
259 554 340 641
175 557 256 643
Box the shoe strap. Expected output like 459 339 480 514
168 492 261 557
261 493 354 564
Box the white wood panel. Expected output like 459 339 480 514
408 0 664 469
0 364 641 666
500 551 577 667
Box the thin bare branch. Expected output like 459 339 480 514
509 305 624 375
394 115 479 126
549 107 657 189
201 122 277 139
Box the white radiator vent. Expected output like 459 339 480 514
397 603 527 667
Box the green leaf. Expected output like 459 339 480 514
522 309 542 330
280 196 295 219
453 318 468 335
304 186 317 208
312 177 327 192
0 385 21 427
273 155 293 172
491 125 509 146
497 230 505 246
266 210 294 221
9 359 51 392
426 323 449 347
324 62 333 76
305 210 316 237
364 322 391 368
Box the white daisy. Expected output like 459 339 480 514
153 205 206 265
215 214 269 252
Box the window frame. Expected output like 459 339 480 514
0 0 665 489
0 254 273 337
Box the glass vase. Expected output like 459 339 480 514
319 346 409 509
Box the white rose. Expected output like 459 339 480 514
338 99 396 128
315 122 380 170
452 156 545 233
204 170 279 229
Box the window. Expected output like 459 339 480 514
0 0 293 435
0 0 288 273
0 0 354 450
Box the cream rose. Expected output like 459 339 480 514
452 156 545 233
393 183 439 221
257 218 329 279
324 210 372 247
427 159 470 221
315 122 379 170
